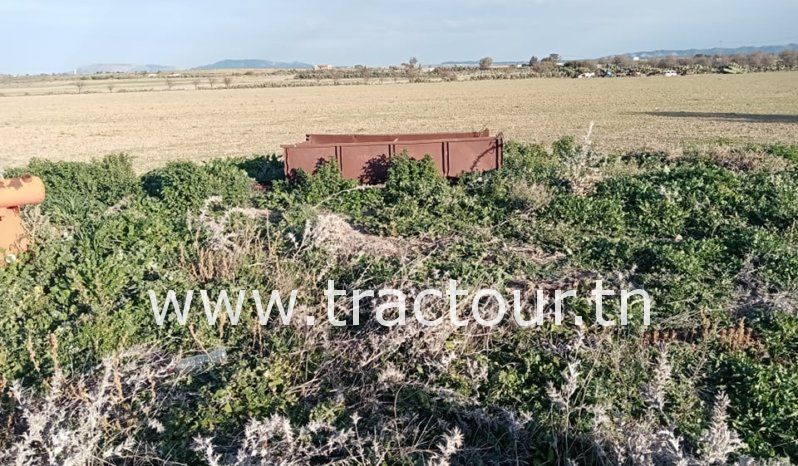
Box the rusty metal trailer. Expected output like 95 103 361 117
282 130 503 183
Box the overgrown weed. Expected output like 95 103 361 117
2 138 797 463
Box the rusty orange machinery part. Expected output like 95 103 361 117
0 175 46 261
282 130 503 184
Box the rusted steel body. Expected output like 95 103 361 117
282 131 503 183
0 175 46 261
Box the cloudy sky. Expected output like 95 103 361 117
1 0 797 74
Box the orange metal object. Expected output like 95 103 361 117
0 175 46 260
282 131 503 184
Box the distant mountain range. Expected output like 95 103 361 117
74 59 313 74
75 63 174 74
193 59 313 70
619 43 798 59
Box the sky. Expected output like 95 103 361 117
1 0 797 75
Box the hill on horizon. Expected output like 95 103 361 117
618 43 798 58
194 59 313 70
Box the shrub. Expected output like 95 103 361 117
142 160 252 214
235 154 285 185
552 135 580 160
383 154 446 204
7 154 139 220
378 154 451 235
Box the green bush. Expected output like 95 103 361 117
142 159 252 214
374 154 452 234
7 154 140 220
552 135 580 160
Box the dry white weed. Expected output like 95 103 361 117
307 213 407 259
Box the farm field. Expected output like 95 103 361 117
1 71 797 172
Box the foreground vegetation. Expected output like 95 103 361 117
1 138 797 464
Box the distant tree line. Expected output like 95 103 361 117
561 50 798 76
291 49 798 84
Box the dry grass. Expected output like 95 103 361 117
1 72 797 172
307 212 407 259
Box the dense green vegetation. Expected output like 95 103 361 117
1 140 797 464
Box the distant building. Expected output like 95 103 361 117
314 64 333 71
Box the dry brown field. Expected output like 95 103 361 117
1 71 796 172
